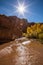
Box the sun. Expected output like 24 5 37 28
15 1 28 16
17 5 25 15
16 3 26 16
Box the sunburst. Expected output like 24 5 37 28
15 1 28 16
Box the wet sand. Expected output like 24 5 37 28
0 37 43 65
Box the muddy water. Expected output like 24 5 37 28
0 37 43 65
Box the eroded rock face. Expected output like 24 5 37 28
0 14 28 43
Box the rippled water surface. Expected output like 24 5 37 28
0 37 43 65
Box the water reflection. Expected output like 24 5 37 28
12 44 39 65
0 38 43 65
22 41 31 45
13 45 29 65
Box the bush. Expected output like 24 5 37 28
38 33 43 39
22 23 43 40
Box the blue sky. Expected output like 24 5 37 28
0 0 43 22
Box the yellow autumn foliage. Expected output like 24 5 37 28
23 23 43 39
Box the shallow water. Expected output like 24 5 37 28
0 38 43 65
